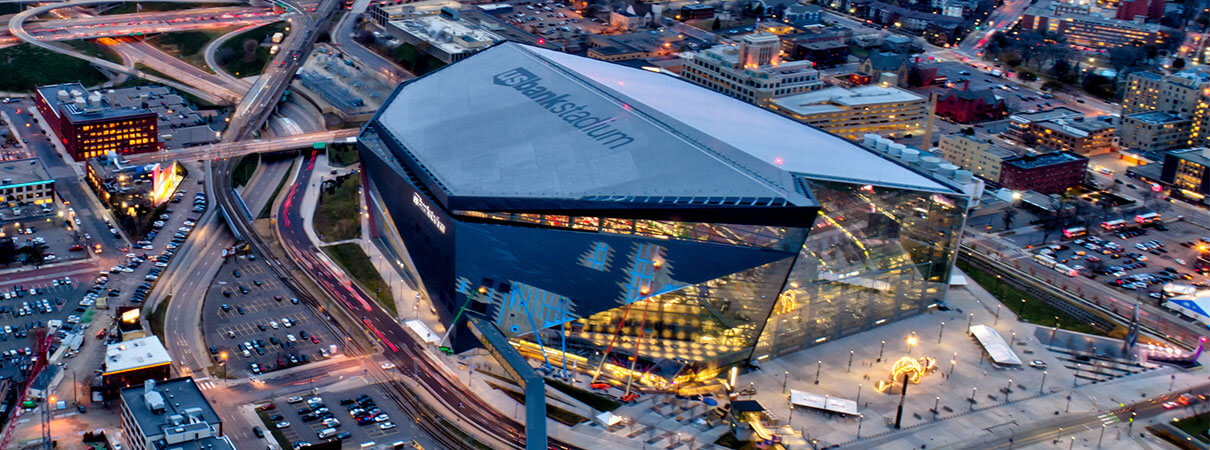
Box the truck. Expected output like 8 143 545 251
272 32 284 43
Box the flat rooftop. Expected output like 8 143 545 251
387 14 502 56
103 336 171 375
1035 119 1114 137
0 158 52 189
771 85 924 115
118 377 232 450
1002 151 1087 170
1126 111 1189 124
373 42 954 203
36 82 152 124
1010 107 1082 124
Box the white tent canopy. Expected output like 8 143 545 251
595 411 623 427
969 324 1022 366
789 389 859 415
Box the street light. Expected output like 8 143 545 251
906 334 918 355
814 360 822 385
938 322 945 343
878 340 886 362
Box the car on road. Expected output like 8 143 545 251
253 426 264 438
380 362 396 370
1028 360 1047 369
379 421 395 430
1163 401 1180 409
288 396 304 404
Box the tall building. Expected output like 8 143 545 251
681 33 823 106
1020 0 1164 48
358 42 971 382
1160 148 1210 199
768 85 928 140
34 83 160 161
999 152 1089 194
1115 0 1165 22
1119 111 1192 152
0 158 54 208
118 378 233 450
1122 70 1210 147
938 134 1016 182
1017 119 1117 156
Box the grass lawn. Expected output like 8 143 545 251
547 378 622 411
314 175 361 242
0 3 21 14
62 39 122 64
232 153 260 188
326 142 359 167
0 44 109 92
217 21 288 77
147 295 171 339
147 27 239 71
259 159 295 219
1175 412 1210 443
323 243 396 316
957 260 1110 336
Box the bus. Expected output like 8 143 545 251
1134 212 1162 225
1054 263 1078 277
1034 253 1057 268
1062 227 1088 239
1101 219 1127 231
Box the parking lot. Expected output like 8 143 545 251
1030 217 1210 300
0 206 95 265
0 276 93 380
202 255 341 377
264 388 411 448
495 1 605 44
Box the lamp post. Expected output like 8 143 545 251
907 334 918 355
938 321 945 343
848 350 854 373
1009 331 1016 347
949 358 957 377
814 360 821 385
933 396 940 415
966 312 974 333
878 340 885 362
995 304 1002 325
1040 371 1047 394
970 387 977 411
856 414 864 439
1005 378 1013 403
1049 326 1058 350
1065 394 1073 413
856 383 862 405
219 351 228 379
1098 423 1106 447
783 370 789 393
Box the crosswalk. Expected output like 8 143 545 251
1097 412 1120 425
195 378 217 390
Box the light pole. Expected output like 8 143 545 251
933 396 940 415
856 383 862 405
966 312 973 333
783 370 789 393
994 304 1002 325
1005 378 1012 403
969 387 977 411
1170 374 1176 391
1040 371 1047 394
907 334 918 355
1065 394 1073 413
1098 423 1106 447
1049 326 1057 350
938 321 945 343
219 352 228 379
848 350 854 373
949 358 956 377
856 414 863 438
878 340 885 362
814 360 821 385
1009 331 1016 347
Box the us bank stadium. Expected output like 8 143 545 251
357 41 971 384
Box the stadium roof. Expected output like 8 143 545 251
374 42 950 203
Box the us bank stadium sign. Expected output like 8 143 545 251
413 192 447 234
493 67 637 150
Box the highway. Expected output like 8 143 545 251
330 0 413 84
1 5 281 45
107 37 245 103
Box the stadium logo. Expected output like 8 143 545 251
412 192 446 234
493 67 636 150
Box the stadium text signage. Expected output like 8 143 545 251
413 192 447 234
494 67 636 150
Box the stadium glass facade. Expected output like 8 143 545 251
359 42 969 386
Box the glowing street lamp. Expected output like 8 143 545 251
906 334 918 354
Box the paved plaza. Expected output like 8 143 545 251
734 268 1206 449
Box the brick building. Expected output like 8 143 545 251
34 83 159 161
935 87 1007 123
999 151 1089 194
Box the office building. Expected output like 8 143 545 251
681 33 823 106
359 42 971 382
999 151 1089 194
118 378 232 450
102 336 172 395
586 29 689 62
385 14 504 63
33 83 160 161
768 85 928 140
0 158 54 207
1161 147 1210 199
784 4 823 24
1020 1 1164 49
1123 71 1210 115
938 134 1017 181
85 153 183 209
1012 117 1116 155
788 42 849 69
1119 111 1193 152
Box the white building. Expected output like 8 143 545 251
385 14 504 63
681 33 823 106
768 85 927 140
